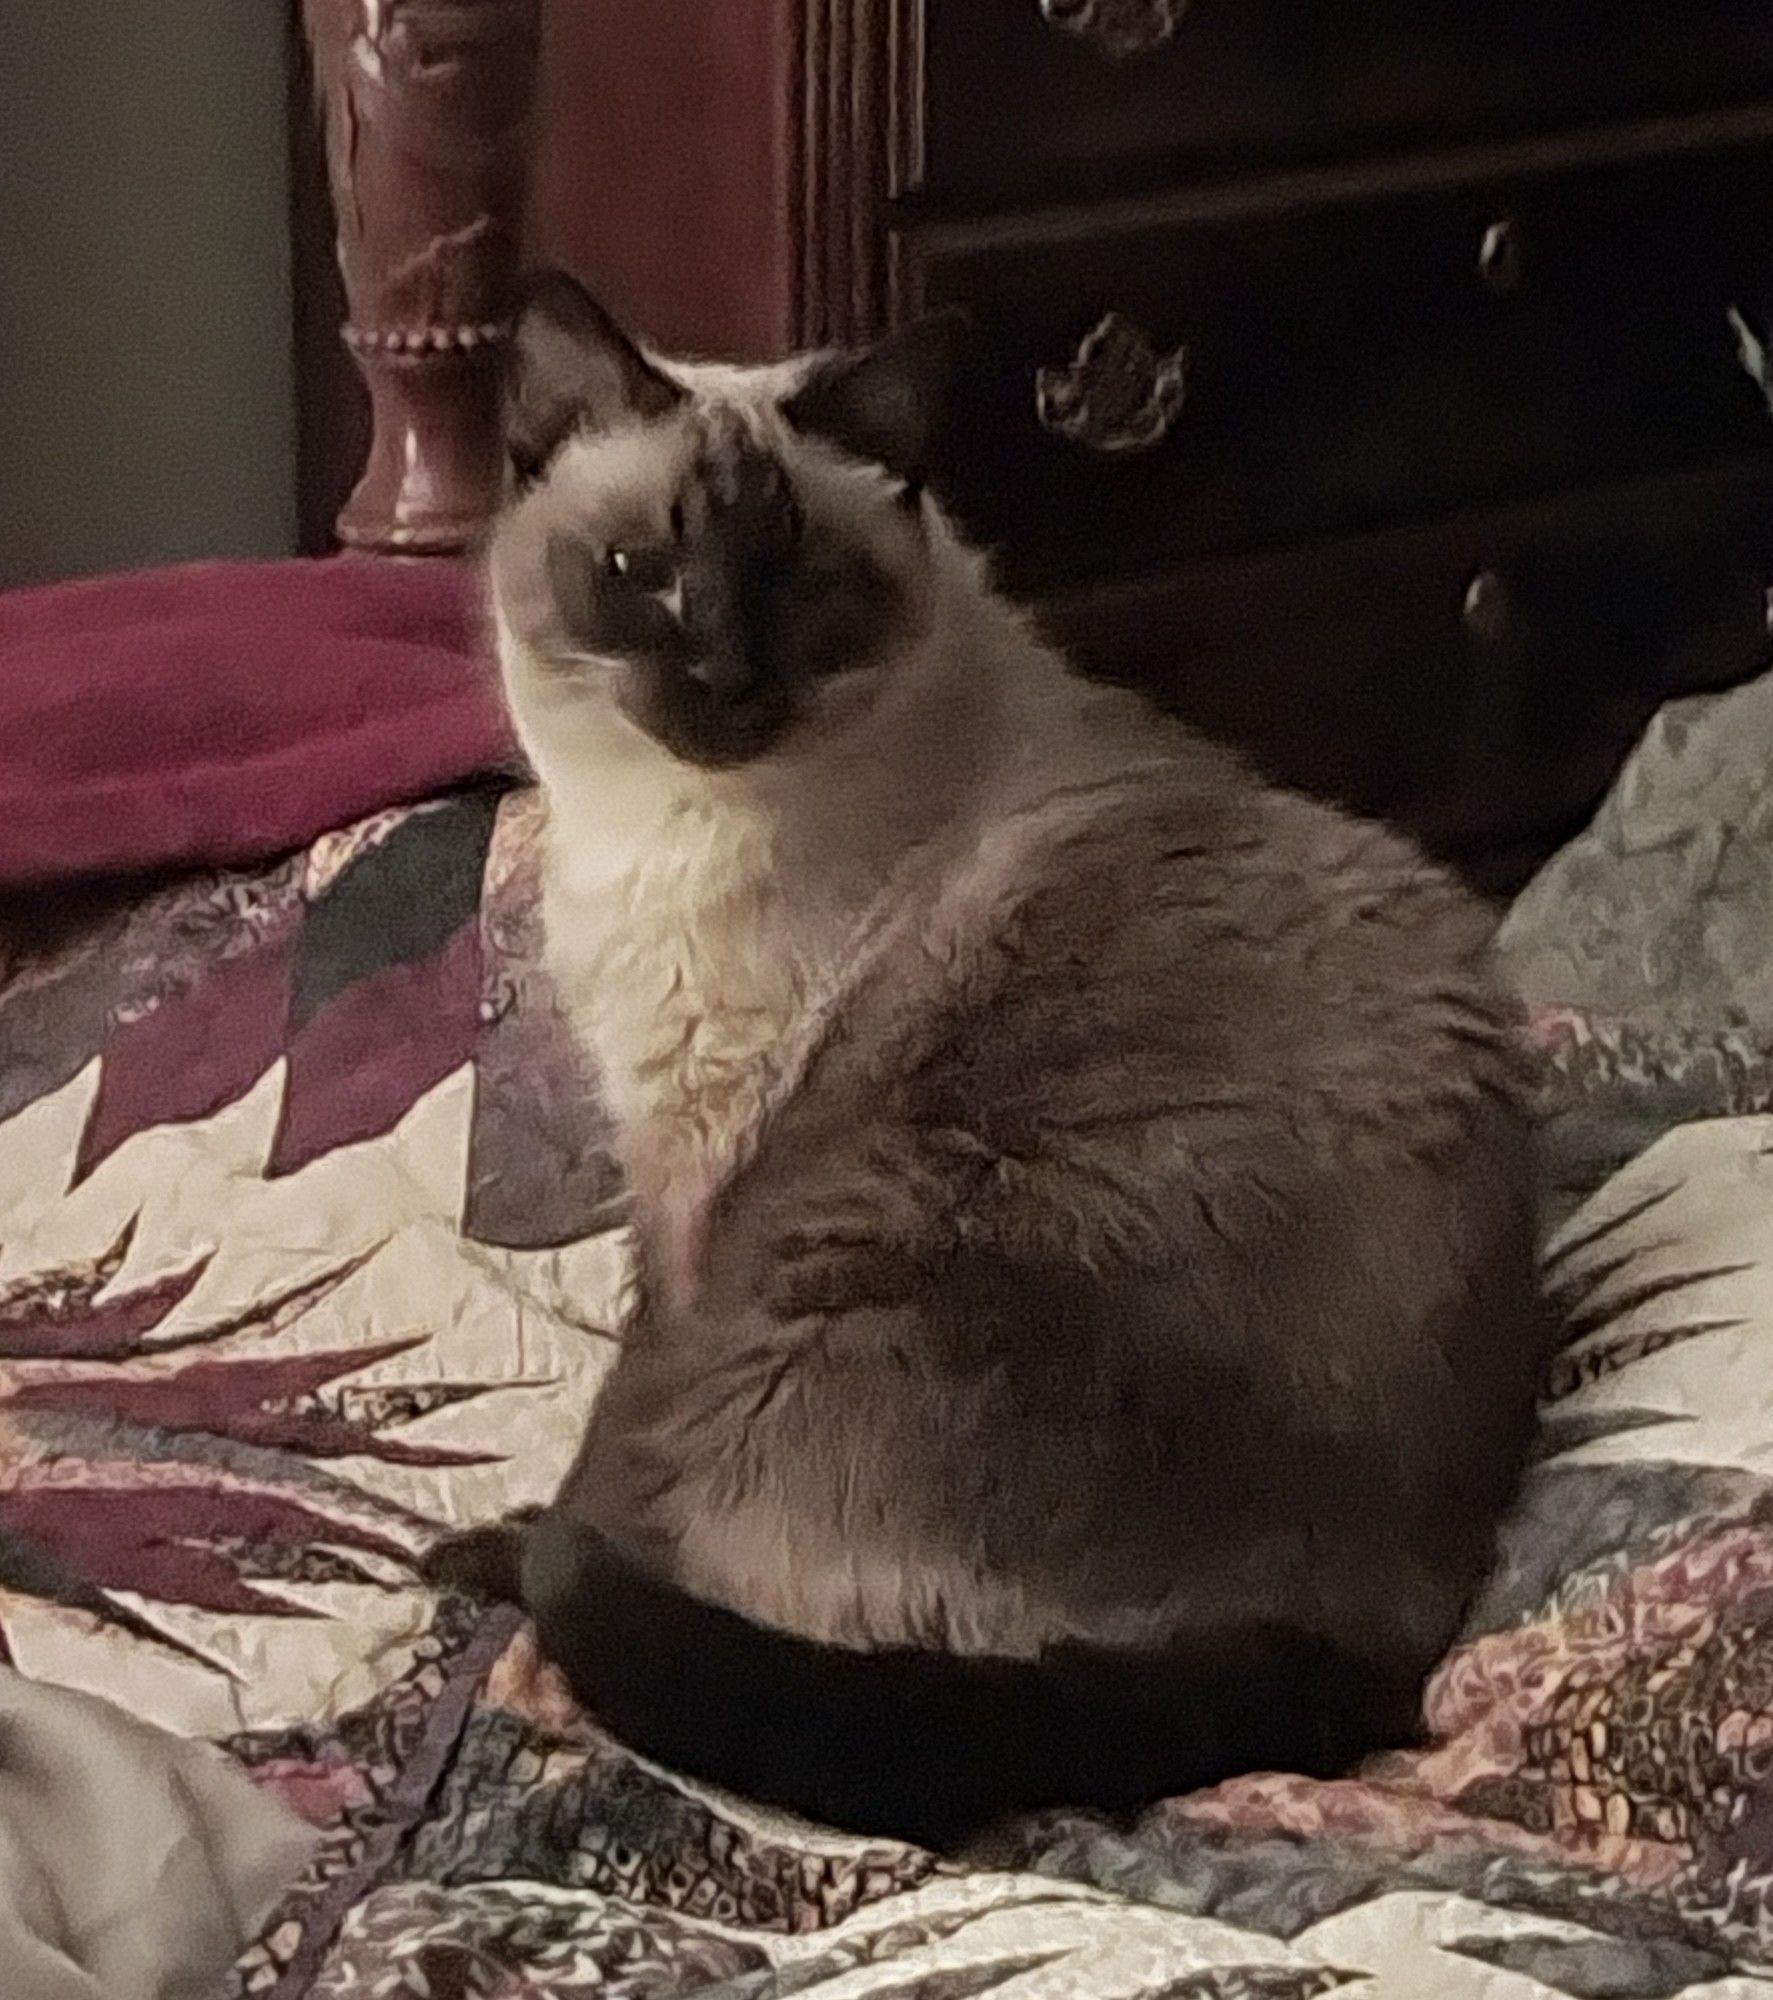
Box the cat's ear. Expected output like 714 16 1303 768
781 310 968 484
504 270 684 483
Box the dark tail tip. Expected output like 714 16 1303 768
419 1517 533 1603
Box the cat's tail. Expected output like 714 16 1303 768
425 1512 1421 1852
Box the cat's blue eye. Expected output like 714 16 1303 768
607 546 678 595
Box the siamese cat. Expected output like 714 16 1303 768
432 269 1553 1850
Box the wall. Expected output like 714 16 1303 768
0 2 297 586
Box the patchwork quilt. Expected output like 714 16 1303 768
5 783 1773 1999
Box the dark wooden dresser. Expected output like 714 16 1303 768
527 3 1773 889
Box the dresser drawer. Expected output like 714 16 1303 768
1040 460 1773 891
904 135 1773 590
918 0 1773 205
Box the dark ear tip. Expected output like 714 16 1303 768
514 266 580 312
516 266 575 300
511 266 625 341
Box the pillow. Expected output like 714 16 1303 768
0 556 518 891
1497 660 1773 1042
1496 661 1773 1227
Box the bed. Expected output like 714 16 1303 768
10 681 1773 1999
5 8 1773 1997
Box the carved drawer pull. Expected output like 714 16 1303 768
1036 312 1189 455
1462 569 1510 642
1728 305 1773 416
1477 218 1525 295
1038 0 1186 58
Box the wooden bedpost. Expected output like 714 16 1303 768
300 0 540 556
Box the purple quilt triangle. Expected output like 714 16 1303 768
268 923 481 1180
74 932 298 1185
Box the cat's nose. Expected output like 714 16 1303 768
687 650 763 705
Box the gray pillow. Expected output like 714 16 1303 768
1498 666 1773 1039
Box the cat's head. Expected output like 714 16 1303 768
489 270 968 775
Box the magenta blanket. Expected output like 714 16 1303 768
0 557 516 890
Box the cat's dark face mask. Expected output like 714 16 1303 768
496 271 965 770
538 414 904 769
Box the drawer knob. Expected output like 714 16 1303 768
1728 306 1773 415
1037 0 1185 59
1036 312 1189 455
1462 569 1510 641
1478 219 1525 295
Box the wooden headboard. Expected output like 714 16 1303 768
291 1 831 556
292 0 538 558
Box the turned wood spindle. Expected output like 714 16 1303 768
301 0 540 555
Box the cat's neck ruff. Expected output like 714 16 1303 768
524 585 1011 1217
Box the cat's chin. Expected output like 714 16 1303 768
641 709 793 772
612 660 890 776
